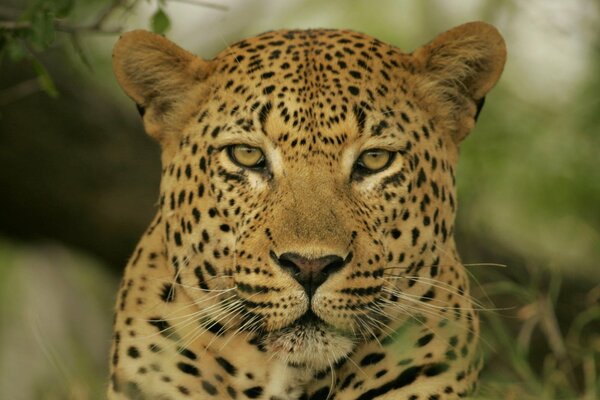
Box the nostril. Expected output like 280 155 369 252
272 251 301 276
279 258 301 276
321 257 344 277
272 251 351 297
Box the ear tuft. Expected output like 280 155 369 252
413 21 507 142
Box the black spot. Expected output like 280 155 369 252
173 232 182 246
360 352 385 366
372 120 389 136
263 85 276 95
375 369 388 378
243 386 263 398
148 318 180 341
420 288 435 302
449 336 459 347
149 343 161 353
348 86 360 95
206 320 226 336
131 247 143 266
227 385 237 399
204 261 217 276
192 208 201 223
127 346 140 359
355 365 423 400
391 229 401 239
220 224 231 232
194 266 209 290
202 380 218 395
216 357 238 376
411 227 420 246
308 387 330 400
258 101 272 126
417 333 434 347
177 347 197 360
416 168 426 188
428 261 439 279
353 104 366 133
177 362 200 376
340 373 356 390
423 362 449 377
178 385 190 395
160 283 175 302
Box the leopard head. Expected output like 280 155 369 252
113 23 505 370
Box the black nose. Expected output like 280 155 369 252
271 252 348 297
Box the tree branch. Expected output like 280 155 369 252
170 0 229 11
0 78 41 106
0 21 30 30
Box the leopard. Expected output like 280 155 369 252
108 21 506 400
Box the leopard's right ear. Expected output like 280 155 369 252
112 30 212 142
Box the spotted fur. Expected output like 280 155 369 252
108 22 506 400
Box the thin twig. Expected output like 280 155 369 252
0 6 20 19
169 0 229 11
0 19 121 35
55 22 122 35
68 33 92 70
0 21 30 30
0 78 41 106
90 0 129 30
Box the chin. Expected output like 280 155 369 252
263 313 356 371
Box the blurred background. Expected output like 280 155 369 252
0 0 598 399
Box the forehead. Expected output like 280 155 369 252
216 28 403 68
198 29 426 159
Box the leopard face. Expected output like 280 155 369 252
110 23 505 400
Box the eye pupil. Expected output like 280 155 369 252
358 149 392 172
228 145 265 168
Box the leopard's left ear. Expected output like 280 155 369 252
112 30 212 143
412 21 507 143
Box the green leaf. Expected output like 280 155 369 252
31 59 59 98
151 8 171 35
3 38 27 62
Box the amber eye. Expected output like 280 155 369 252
356 149 394 173
227 145 265 169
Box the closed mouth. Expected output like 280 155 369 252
292 309 324 327
264 308 356 370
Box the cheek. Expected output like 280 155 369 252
247 173 269 191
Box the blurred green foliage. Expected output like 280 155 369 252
0 0 179 98
0 238 117 399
